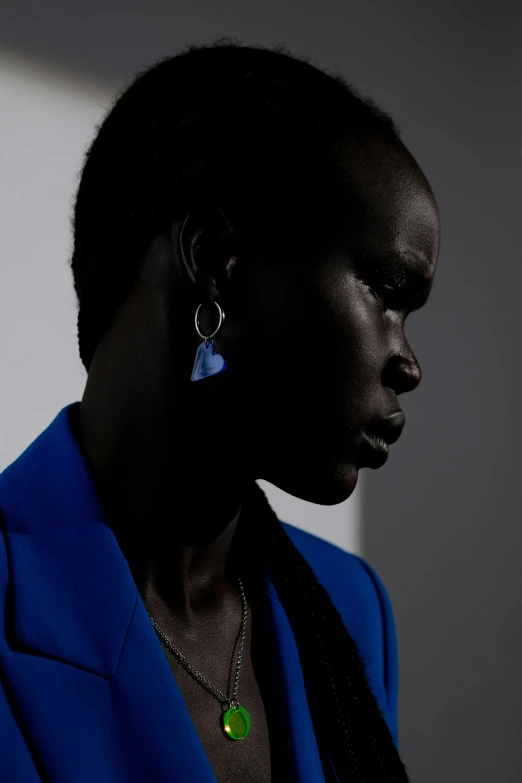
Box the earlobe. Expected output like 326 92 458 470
194 267 219 305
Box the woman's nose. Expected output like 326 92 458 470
382 351 422 396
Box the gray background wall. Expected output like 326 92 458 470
1 2 520 781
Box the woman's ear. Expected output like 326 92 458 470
175 204 238 306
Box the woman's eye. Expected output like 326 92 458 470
369 274 408 305
377 272 407 292
356 265 410 309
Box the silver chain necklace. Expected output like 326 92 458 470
147 575 252 741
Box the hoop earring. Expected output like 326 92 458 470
191 300 228 382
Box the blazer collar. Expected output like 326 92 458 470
0 402 329 781
0 402 137 677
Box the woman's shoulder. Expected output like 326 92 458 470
281 520 393 616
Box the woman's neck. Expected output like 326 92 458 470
69 396 248 623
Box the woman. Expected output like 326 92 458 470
0 39 440 782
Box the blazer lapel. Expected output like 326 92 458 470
263 586 331 782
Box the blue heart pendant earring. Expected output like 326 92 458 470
191 300 228 382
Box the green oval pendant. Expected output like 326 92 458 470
222 705 251 740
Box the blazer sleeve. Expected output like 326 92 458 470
352 555 400 750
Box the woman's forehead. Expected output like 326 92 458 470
328 137 440 266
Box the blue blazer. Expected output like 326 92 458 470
0 402 399 782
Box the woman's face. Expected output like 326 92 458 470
203 136 440 505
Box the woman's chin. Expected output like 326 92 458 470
260 454 359 506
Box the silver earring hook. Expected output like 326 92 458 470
194 300 225 342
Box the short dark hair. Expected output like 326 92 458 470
69 39 408 781
70 38 400 373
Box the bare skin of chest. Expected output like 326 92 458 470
158 609 274 783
